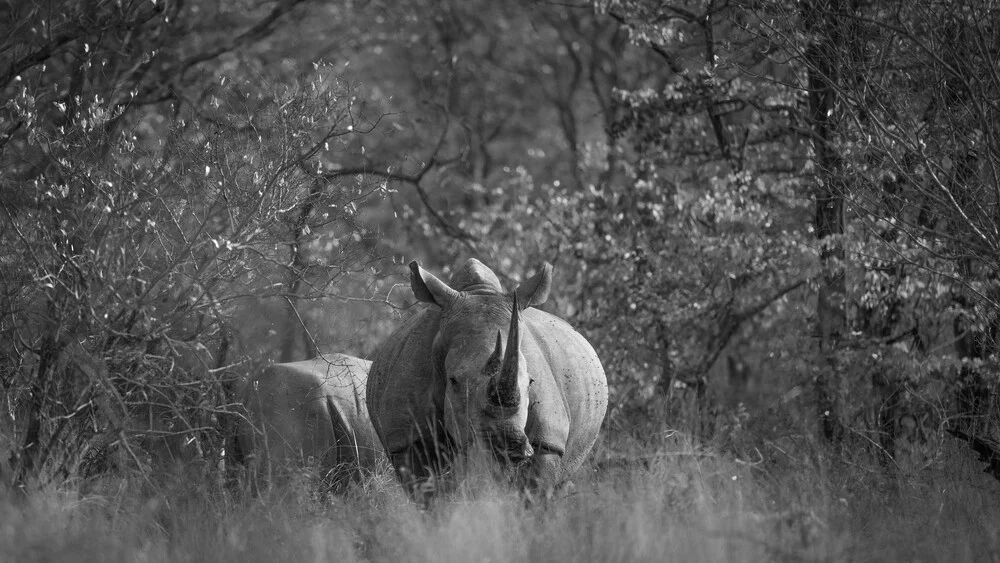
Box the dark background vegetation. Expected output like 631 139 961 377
1 0 1000 559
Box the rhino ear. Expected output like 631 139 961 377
410 261 460 308
514 262 552 309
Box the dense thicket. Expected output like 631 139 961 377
1 0 998 487
0 0 385 484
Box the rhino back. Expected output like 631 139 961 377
308 354 383 470
521 308 608 480
241 361 335 468
367 309 443 455
242 353 383 478
304 354 372 427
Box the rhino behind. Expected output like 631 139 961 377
236 353 385 489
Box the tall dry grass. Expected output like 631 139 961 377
2 428 998 563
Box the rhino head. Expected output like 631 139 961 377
409 259 552 469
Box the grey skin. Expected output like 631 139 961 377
235 353 385 490
367 258 609 499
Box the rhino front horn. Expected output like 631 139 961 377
490 293 521 408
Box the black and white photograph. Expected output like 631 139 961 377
1 1 998 560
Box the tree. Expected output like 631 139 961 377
739 0 1000 456
800 0 851 443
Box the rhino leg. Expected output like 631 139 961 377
392 445 442 502
521 452 564 496
391 430 455 505
318 396 361 493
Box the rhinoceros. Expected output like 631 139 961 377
235 353 385 490
367 258 608 498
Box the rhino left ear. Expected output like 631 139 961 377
410 261 460 308
514 262 552 309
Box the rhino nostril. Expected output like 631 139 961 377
483 430 534 463
505 440 533 463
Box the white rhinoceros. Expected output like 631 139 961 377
235 353 385 490
367 258 608 499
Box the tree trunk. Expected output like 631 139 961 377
952 266 998 438
803 0 849 443
949 142 993 437
14 340 57 484
655 319 675 397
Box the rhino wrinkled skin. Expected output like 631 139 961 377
367 258 609 498
236 353 385 489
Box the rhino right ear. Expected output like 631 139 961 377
410 261 460 308
514 262 553 309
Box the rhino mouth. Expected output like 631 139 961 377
479 430 534 466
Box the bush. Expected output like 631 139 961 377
0 67 386 487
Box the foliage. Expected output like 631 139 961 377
0 61 387 484
1 0 999 495
338 1 820 431
736 0 1000 442
548 1 817 416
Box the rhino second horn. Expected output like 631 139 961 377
493 293 521 408
485 331 503 376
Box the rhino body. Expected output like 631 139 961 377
236 353 384 489
368 259 608 498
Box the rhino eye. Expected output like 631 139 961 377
448 376 459 387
